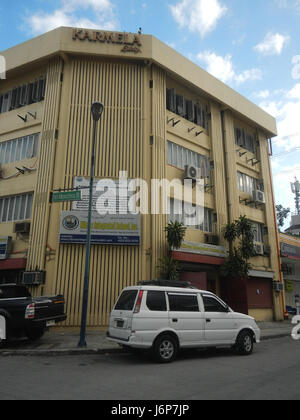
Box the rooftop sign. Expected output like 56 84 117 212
72 29 142 53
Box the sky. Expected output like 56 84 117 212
0 0 300 228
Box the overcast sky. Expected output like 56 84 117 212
1 0 300 227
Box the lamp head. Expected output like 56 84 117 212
91 101 104 121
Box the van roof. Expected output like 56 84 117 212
122 285 214 294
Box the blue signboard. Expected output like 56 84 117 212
0 237 12 260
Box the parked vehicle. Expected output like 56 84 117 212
107 281 261 363
0 283 67 344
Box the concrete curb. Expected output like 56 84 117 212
0 332 292 357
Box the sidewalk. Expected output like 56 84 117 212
0 321 293 357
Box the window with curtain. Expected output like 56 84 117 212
0 133 40 164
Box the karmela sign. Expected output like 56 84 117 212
72 29 142 49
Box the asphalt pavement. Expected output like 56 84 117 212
0 320 294 356
1 336 299 400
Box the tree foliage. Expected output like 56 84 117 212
157 221 187 280
276 205 290 229
221 216 255 279
164 221 187 250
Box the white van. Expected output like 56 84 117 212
107 282 261 363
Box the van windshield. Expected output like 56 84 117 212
115 290 138 311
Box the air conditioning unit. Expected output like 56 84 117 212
253 190 266 204
14 222 31 234
253 243 264 256
205 234 219 246
273 281 284 292
22 271 46 286
184 165 200 182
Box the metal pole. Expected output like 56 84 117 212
78 118 97 347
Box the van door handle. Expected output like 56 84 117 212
172 318 178 323
206 319 211 323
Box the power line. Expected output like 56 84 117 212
272 146 300 158
273 166 300 175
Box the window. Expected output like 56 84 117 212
0 134 40 165
114 290 138 311
237 172 257 195
0 285 31 299
251 222 264 243
167 141 210 177
168 198 212 232
0 77 46 114
146 291 167 311
166 88 208 129
168 293 199 312
202 295 228 312
235 127 255 154
0 193 34 223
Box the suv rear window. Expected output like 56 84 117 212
0 286 31 299
168 293 199 312
115 290 138 311
146 291 167 311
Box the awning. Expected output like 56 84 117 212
248 269 275 279
172 251 225 266
0 258 27 270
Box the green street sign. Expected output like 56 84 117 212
51 190 82 203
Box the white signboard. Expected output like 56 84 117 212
72 176 135 213
59 211 140 245
0 315 6 341
178 241 226 258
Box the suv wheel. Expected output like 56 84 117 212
153 334 178 363
235 330 254 355
26 327 45 341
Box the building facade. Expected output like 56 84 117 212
280 233 300 315
0 27 284 326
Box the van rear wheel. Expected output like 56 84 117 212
153 334 178 363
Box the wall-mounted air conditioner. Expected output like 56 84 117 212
22 271 46 286
273 281 284 292
14 222 31 234
184 165 200 182
253 190 266 204
253 243 264 256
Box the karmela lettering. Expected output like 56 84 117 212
72 29 142 47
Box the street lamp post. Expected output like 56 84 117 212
78 101 104 348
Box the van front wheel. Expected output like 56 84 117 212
235 330 254 355
153 334 178 363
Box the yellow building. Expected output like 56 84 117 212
0 27 284 327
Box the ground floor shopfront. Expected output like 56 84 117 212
0 258 26 284
173 244 275 321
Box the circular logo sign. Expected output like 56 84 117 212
62 215 79 231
